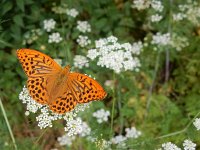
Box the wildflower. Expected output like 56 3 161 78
73 55 89 69
64 117 83 136
183 139 196 150
77 21 91 33
132 41 143 55
125 127 141 138
48 32 63 43
79 122 91 137
77 35 91 47
111 135 127 145
132 0 151 10
193 118 200 130
43 19 56 32
23 29 43 44
173 13 186 21
170 34 189 51
161 142 181 150
57 134 75 146
151 32 171 46
93 109 110 123
151 14 163 22
151 0 163 12
66 8 79 18
87 36 141 73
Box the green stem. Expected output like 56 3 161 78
0 98 17 150
110 73 116 136
145 51 161 118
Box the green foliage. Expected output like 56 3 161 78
0 0 200 149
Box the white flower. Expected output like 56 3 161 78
79 122 91 137
48 32 63 43
132 41 143 55
183 139 196 150
111 135 127 145
93 109 110 123
170 34 189 51
57 134 75 146
132 0 151 10
173 13 186 21
87 36 141 73
73 55 89 69
151 0 163 12
77 35 91 47
161 142 181 150
193 118 200 130
43 19 56 32
151 14 163 22
64 117 83 136
151 32 171 46
77 21 91 33
66 8 79 18
125 127 141 138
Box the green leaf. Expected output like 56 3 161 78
13 14 24 27
1 1 13 16
16 0 25 12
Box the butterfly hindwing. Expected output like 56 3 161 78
17 49 62 77
49 91 77 114
68 73 107 104
27 77 49 104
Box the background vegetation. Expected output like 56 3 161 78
0 0 200 149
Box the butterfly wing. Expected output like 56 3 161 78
17 49 62 105
67 73 107 103
17 49 62 77
49 72 106 114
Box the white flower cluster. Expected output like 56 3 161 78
66 8 79 18
23 29 43 45
193 118 200 130
132 0 151 10
161 142 181 150
73 55 89 69
77 35 91 47
159 140 196 150
183 139 196 150
19 87 90 132
125 127 142 138
170 34 189 51
43 19 56 32
92 109 110 124
77 21 91 33
57 120 91 146
48 32 63 43
173 2 200 25
57 134 75 146
132 41 143 55
87 36 141 73
151 32 171 46
132 0 163 22
110 126 141 146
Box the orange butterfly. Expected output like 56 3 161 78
17 49 107 114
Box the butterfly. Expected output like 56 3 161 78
17 49 107 114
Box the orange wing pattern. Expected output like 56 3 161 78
17 49 62 77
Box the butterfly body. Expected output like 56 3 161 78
17 49 106 114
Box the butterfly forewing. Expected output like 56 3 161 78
17 49 62 77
